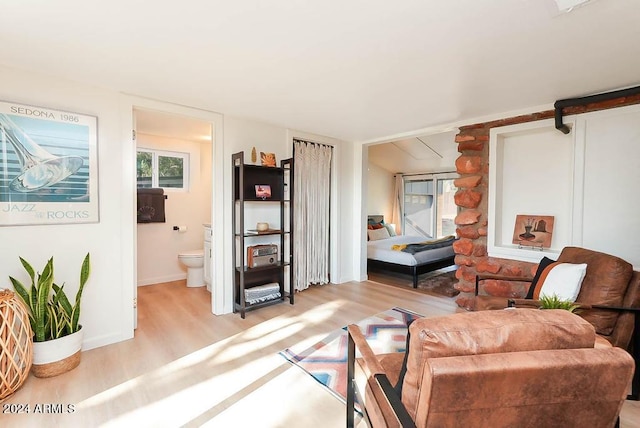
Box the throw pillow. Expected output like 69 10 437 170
528 261 587 302
382 222 397 237
367 227 390 241
526 256 555 299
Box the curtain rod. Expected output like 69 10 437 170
394 170 456 177
293 138 334 149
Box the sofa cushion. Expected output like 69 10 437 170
558 247 633 336
401 308 595 421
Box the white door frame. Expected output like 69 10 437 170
120 95 226 322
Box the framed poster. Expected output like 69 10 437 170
512 215 554 248
0 101 99 225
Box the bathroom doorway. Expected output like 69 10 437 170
132 106 217 326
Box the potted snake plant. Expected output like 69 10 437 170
10 253 90 378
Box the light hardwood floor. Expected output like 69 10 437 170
3 278 639 427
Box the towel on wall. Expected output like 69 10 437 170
137 188 166 223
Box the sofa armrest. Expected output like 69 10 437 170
347 325 384 376
414 347 633 427
504 301 640 400
569 304 640 400
347 325 416 428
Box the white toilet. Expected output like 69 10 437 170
178 249 204 287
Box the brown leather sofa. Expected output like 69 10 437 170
475 247 640 350
347 308 634 428
476 247 640 400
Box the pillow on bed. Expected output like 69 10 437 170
382 222 397 237
367 227 390 241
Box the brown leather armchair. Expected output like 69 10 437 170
347 308 634 428
475 247 640 399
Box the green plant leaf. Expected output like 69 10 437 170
71 253 90 332
18 256 35 284
52 283 73 319
47 301 68 339
9 276 36 334
9 276 30 311
33 258 54 342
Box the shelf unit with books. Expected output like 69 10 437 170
232 151 294 318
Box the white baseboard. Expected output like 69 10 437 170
137 273 187 287
83 330 133 351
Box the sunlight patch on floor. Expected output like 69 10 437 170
76 300 348 425
98 353 286 427
200 362 349 428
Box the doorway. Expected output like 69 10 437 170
134 107 213 284
123 96 225 331
363 130 459 282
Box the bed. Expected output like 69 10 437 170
366 215 456 288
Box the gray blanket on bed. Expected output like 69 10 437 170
401 236 456 254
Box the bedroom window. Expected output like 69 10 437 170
403 173 457 239
136 149 190 191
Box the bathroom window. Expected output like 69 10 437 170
136 149 190 191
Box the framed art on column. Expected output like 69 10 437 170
0 101 99 226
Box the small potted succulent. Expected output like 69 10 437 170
10 253 90 377
539 294 579 313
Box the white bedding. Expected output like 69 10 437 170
367 235 455 266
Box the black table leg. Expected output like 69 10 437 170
628 311 639 400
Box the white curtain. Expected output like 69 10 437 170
293 140 332 291
391 175 404 235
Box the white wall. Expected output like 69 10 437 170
580 105 640 268
221 120 355 289
488 106 640 269
334 133 355 283
488 119 574 262
366 162 394 221
0 65 358 350
136 134 212 286
0 65 134 350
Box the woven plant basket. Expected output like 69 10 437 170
31 327 83 378
0 289 33 402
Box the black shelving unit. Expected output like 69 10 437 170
232 151 294 318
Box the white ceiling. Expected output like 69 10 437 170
2 0 640 142
135 109 212 142
368 130 459 174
